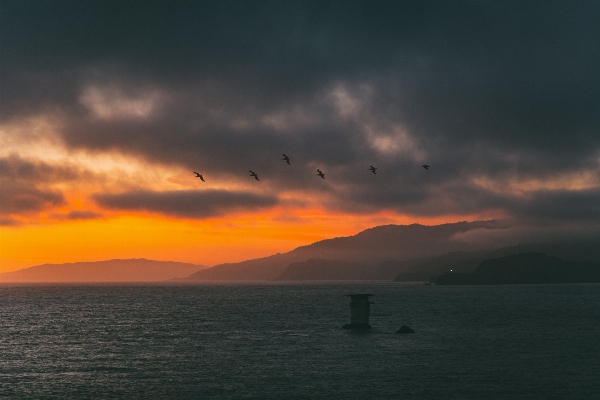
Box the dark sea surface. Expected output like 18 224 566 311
1 282 599 399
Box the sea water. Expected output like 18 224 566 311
1 282 599 399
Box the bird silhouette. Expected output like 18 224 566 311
281 154 291 165
249 170 260 181
316 169 325 179
368 166 377 174
193 172 205 182
422 165 430 170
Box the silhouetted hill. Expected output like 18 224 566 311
275 253 485 282
393 247 521 281
274 249 520 283
435 253 600 285
510 241 600 263
185 220 500 281
290 220 498 263
391 251 487 281
0 259 207 283
394 242 600 282
276 259 372 281
372 258 429 280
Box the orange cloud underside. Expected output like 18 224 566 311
0 206 480 273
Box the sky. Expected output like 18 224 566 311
1 1 600 271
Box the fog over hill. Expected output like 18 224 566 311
0 259 207 283
186 220 502 281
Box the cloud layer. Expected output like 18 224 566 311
93 189 278 219
0 155 68 224
2 1 600 228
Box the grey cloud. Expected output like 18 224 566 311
0 155 77 218
0 154 81 183
336 178 600 223
0 217 22 227
93 189 279 219
509 189 600 221
330 178 502 216
65 210 103 220
0 181 65 215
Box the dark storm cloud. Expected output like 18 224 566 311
0 154 80 183
93 189 279 218
32 209 105 222
65 210 103 220
338 176 600 223
0 155 72 217
3 1 600 223
0 181 65 216
509 188 600 221
0 217 21 227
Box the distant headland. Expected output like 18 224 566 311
435 253 600 285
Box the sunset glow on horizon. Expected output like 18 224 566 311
2 183 491 271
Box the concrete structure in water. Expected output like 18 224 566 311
342 294 374 329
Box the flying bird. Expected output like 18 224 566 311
193 172 205 182
316 169 325 179
249 170 260 181
422 165 430 170
281 154 291 165
368 166 377 174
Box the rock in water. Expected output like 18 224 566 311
396 325 414 334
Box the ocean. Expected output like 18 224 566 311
1 282 598 399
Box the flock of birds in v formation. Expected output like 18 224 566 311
193 154 430 182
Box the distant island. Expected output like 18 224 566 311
435 253 600 285
0 259 207 283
